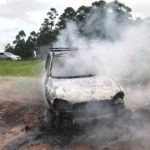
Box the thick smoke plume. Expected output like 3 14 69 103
55 16 150 86
53 4 150 147
54 6 150 92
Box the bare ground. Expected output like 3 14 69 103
1 77 150 150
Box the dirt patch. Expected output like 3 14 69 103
0 77 45 104
0 77 47 149
0 100 46 148
1 77 150 150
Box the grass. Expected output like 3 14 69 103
0 60 45 77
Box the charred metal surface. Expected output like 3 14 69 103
49 97 125 125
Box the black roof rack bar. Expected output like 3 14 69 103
53 53 69 57
49 48 78 51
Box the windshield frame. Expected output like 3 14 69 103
48 48 101 79
50 55 96 79
51 74 95 79
5 52 15 56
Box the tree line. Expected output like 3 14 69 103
5 0 136 59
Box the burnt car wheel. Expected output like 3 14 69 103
42 109 55 130
45 108 73 131
55 113 73 130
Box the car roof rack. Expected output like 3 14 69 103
49 47 78 52
49 48 78 58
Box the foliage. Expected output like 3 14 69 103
5 0 133 58
5 43 14 52
56 7 76 30
37 8 58 46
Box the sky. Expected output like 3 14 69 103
0 0 150 51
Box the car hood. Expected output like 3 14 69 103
52 76 122 103
13 55 20 58
15 55 20 57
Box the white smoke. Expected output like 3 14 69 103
55 18 150 84
53 6 150 146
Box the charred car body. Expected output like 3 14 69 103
44 48 125 129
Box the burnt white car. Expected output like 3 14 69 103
0 52 21 61
44 48 124 129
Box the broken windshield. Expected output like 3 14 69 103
51 52 103 78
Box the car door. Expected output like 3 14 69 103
0 53 7 60
45 53 57 106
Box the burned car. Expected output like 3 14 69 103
44 48 125 129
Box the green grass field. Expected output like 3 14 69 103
0 60 44 77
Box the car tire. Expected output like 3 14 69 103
54 113 73 130
7 58 12 61
44 108 73 132
45 109 56 129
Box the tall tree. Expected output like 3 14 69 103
37 8 58 46
5 0 135 59
92 0 107 8
76 0 132 39
74 5 91 35
5 43 14 52
25 31 37 58
12 30 27 57
108 0 132 23
56 7 76 30
13 30 26 45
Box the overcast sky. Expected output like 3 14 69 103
0 0 150 51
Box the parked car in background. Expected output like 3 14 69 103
0 52 21 61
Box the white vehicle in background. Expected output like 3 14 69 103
0 52 21 61
44 48 125 129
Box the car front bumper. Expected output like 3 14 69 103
52 99 125 124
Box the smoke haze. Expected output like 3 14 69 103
54 10 150 84
52 6 150 146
